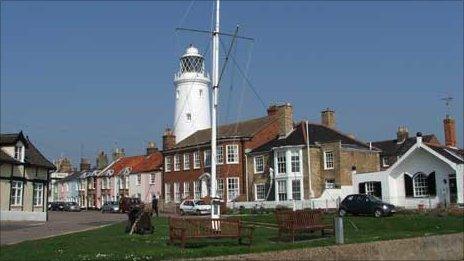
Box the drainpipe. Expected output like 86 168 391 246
306 121 314 200
245 151 249 202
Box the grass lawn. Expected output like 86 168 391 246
1 213 463 260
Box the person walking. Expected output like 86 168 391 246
152 194 159 217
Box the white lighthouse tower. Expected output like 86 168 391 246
173 45 211 143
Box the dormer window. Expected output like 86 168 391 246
14 145 24 162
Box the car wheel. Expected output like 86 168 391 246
374 209 383 218
338 209 346 217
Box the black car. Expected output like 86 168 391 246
339 194 395 218
49 201 66 211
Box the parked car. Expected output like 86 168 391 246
179 200 211 215
49 202 66 211
64 202 81 212
339 194 396 218
119 197 142 213
102 201 120 213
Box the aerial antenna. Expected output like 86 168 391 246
441 95 453 118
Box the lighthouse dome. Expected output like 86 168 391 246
182 44 202 58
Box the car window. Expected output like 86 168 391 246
346 195 353 201
196 200 206 205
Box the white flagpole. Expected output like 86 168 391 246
211 0 220 220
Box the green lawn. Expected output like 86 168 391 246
1 214 463 260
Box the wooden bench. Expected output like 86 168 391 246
275 209 333 242
168 217 254 248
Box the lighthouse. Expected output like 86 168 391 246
173 45 211 143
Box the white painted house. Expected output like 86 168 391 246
353 134 464 209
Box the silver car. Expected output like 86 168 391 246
179 200 211 215
101 201 120 213
64 202 81 212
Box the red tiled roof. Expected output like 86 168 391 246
106 155 145 176
131 151 163 173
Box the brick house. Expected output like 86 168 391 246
246 109 381 204
162 104 293 203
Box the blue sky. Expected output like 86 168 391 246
1 1 462 166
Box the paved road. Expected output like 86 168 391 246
0 211 126 246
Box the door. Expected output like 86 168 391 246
449 174 457 204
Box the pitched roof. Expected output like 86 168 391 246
0 132 55 169
251 121 372 153
372 134 437 157
100 155 146 176
59 171 81 182
131 151 163 173
172 116 277 149
425 143 464 164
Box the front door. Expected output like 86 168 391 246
449 174 457 204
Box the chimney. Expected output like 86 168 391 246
443 115 457 147
163 128 176 150
80 158 91 172
321 108 336 129
112 148 125 161
96 151 109 170
146 141 158 155
267 103 293 137
416 132 423 144
396 126 409 143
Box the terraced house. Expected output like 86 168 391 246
162 103 293 203
0 132 55 221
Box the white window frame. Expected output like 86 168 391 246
183 153 190 170
217 179 224 199
165 156 172 172
125 176 129 189
217 146 224 164
226 144 239 164
413 173 428 198
254 156 264 174
14 145 24 162
194 180 201 199
33 183 44 206
292 179 301 200
277 151 286 174
365 182 375 195
325 179 335 189
277 180 287 201
136 174 142 186
204 150 211 167
227 177 239 202
255 183 266 201
174 182 181 203
149 174 156 185
382 157 389 167
324 151 334 170
174 154 181 171
11 181 23 206
193 151 201 169
183 182 190 198
118 177 123 189
290 150 300 173
165 183 171 203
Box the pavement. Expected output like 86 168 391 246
0 211 126 246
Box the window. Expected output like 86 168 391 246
204 150 211 167
150 174 156 185
227 178 239 201
278 180 287 201
165 183 171 202
365 182 375 195
183 153 190 170
254 156 264 173
277 151 286 174
174 154 181 171
136 174 142 186
325 179 335 189
291 151 300 173
10 181 23 206
292 180 301 200
413 173 428 197
194 180 201 199
217 179 224 199
255 184 266 201
125 176 129 189
199 89 203 97
176 90 180 99
217 146 224 164
183 182 190 198
165 156 172 172
226 144 239 164
324 151 334 170
174 183 181 203
382 157 389 167
118 177 123 189
14 145 23 161
102 178 108 189
186 113 192 122
33 183 44 206
193 151 201 169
